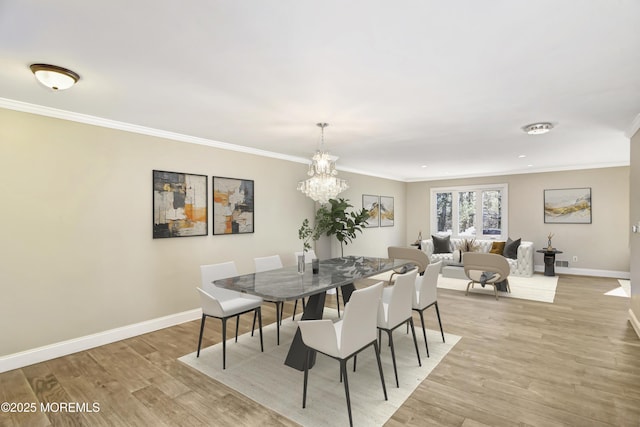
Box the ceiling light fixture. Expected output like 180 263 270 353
523 122 554 135
30 63 80 91
297 123 348 204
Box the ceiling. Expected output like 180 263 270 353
1 1 639 182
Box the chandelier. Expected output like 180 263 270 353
297 123 348 204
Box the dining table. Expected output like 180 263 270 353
213 255 413 371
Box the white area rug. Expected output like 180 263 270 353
179 309 460 426
437 274 558 303
605 279 631 298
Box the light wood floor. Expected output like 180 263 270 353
1 275 639 426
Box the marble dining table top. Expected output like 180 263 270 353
213 255 412 301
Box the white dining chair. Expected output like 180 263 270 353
292 250 341 320
377 268 422 388
254 255 292 345
197 261 264 369
412 260 444 357
298 282 387 427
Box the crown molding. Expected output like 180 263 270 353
0 97 310 163
0 97 405 182
1 97 630 184
405 161 630 183
626 112 640 138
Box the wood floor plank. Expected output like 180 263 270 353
2 275 639 426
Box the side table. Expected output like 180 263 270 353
536 249 563 276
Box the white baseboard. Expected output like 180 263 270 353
0 308 201 374
534 265 630 279
629 309 640 340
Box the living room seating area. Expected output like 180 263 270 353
421 236 534 277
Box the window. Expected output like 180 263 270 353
431 184 508 239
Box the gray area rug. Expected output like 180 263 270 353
179 308 460 426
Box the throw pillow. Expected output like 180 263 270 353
432 235 452 254
489 241 506 255
503 237 521 259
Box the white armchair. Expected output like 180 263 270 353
298 282 387 427
377 269 422 388
197 262 264 369
412 260 444 357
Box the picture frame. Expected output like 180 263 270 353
213 176 255 234
153 170 208 238
362 194 380 228
544 187 592 224
379 196 395 227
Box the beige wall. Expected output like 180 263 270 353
630 129 640 333
319 171 406 259
0 108 406 356
2 105 632 357
407 167 630 273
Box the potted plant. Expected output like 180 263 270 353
314 198 370 257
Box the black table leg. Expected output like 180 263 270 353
340 282 356 304
284 292 326 371
284 283 357 371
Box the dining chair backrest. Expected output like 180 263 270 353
254 255 283 273
381 269 418 327
200 262 241 300
340 282 383 354
414 261 442 309
463 252 510 282
387 246 429 274
294 250 317 264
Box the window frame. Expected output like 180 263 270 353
430 183 508 240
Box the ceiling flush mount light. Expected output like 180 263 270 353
523 122 554 135
30 63 80 91
297 123 348 204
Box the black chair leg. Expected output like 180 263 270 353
280 303 284 325
222 317 227 370
251 310 257 337
373 341 388 400
409 318 422 367
387 330 399 388
196 314 206 357
257 308 264 352
340 360 353 427
435 302 445 342
235 315 240 342
302 348 310 408
418 309 430 357
275 302 281 345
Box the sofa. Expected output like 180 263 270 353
421 237 534 277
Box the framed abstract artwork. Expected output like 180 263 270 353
379 196 395 227
213 176 255 234
153 170 208 238
362 194 380 228
544 187 592 224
